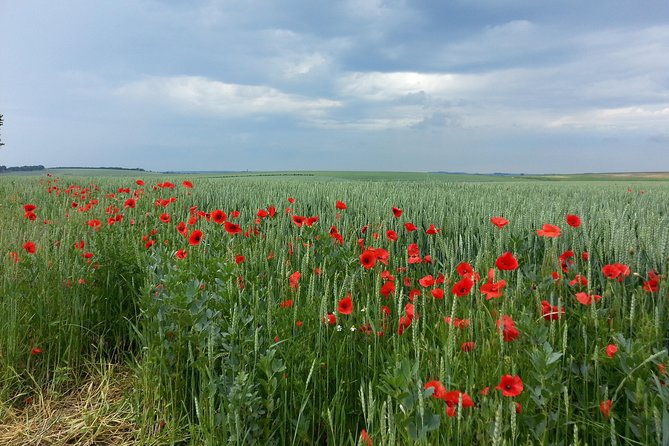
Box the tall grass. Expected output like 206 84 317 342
1 174 667 444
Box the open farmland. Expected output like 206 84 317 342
0 173 668 445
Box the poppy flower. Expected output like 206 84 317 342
404 222 417 232
24 204 37 213
360 250 377 269
600 400 612 417
419 275 435 287
288 197 295 204
360 429 372 446
541 300 564 320
569 275 588 287
182 180 193 189
380 281 395 298
175 249 187 259
460 341 476 352
336 200 347 210
397 315 412 334
188 230 203 246
224 221 242 235
495 375 523 397
23 241 36 254
392 207 402 218
606 344 618 358
495 252 518 271
443 390 474 417
558 250 575 273
324 313 336 325
338 293 353 315
74 240 85 250
425 224 441 235
496 315 519 342
211 209 227 224
456 262 474 277
431 288 445 299
160 213 171 224
602 263 631 280
235 255 245 264
256 209 268 219
490 216 509 228
480 269 506 300
537 224 561 238
124 198 136 208
279 299 293 309
136 179 145 186
425 380 447 399
452 277 474 297
31 347 42 356
566 214 581 228
386 230 398 242
575 292 602 305
289 271 301 290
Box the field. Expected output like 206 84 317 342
0 172 668 445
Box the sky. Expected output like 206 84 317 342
1 0 669 173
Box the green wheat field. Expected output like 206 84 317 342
0 171 667 445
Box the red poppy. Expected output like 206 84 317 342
175 249 187 259
292 215 306 227
496 315 519 342
289 271 301 290
360 429 372 446
575 292 602 305
136 179 145 186
431 288 445 299
558 250 575 273
602 263 631 280
160 213 171 224
359 250 377 269
188 230 203 246
288 197 295 204
23 241 36 254
425 224 441 235
490 216 509 228
443 390 474 417
23 204 37 213
182 180 193 189
404 222 417 232
495 252 518 271
336 200 347 210
419 275 435 287
224 221 242 235
211 209 227 224
566 214 581 228
338 293 353 315
230 210 240 218
456 262 474 277
537 224 561 238
541 300 564 321
124 198 136 208
460 341 476 352
176 222 188 237
279 299 293 309
495 375 523 397
74 240 85 250
392 207 402 218
324 313 336 325
31 347 42 356
397 315 412 334
235 255 245 264
606 344 618 358
569 275 588 287
425 380 447 399
305 216 319 227
452 277 474 297
480 269 506 300
386 230 398 242
380 281 395 298
257 209 268 219
600 400 612 417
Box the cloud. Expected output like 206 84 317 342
116 75 341 117
548 106 669 130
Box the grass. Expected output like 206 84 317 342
0 172 668 445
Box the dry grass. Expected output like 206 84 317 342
0 364 139 446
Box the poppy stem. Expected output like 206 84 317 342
611 349 667 406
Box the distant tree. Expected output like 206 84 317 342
0 114 4 147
